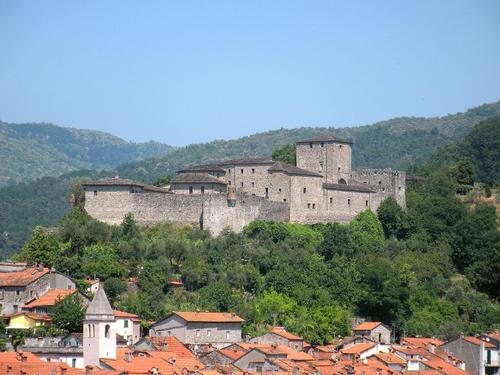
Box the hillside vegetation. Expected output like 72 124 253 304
115 101 500 182
0 122 175 185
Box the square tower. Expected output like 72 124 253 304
295 135 352 184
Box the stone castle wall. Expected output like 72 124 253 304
350 169 406 208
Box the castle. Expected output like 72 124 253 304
83 135 406 234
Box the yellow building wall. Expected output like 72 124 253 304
7 315 47 329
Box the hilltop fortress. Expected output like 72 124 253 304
83 135 406 234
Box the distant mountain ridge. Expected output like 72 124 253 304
115 101 500 182
0 122 176 186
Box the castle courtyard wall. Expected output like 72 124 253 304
350 169 406 208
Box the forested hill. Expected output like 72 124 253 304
115 101 500 183
0 122 176 186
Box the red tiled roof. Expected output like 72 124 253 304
0 266 49 286
341 342 376 354
0 352 83 375
114 309 140 321
144 336 195 356
173 311 244 323
24 289 77 308
168 280 184 286
353 322 383 331
219 349 246 360
373 352 406 365
423 359 470 375
464 336 496 348
401 337 445 347
8 312 52 322
271 326 303 341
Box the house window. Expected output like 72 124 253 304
216 173 220 177
241 169 244 174
201 186 205 194
229 169 231 173
105 324 111 338
94 190 98 196
226 331 230 340
382 187 385 192
168 330 171 336
16 290 20 296
487 349 491 364
309 143 313 148
124 320 129 328
72 358 77 368
303 187 307 194
321 142 324 147
348 199 351 206
228 181 231 185
13 305 18 313
189 186 193 194
252 168 255 174
265 188 269 199
330 197 333 204
207 330 211 337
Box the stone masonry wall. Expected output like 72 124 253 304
0 273 51 315
350 169 406 209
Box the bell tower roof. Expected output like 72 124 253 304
85 286 114 320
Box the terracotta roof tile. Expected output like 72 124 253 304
7 312 52 321
341 342 376 354
114 309 141 321
24 289 77 308
401 337 445 347
219 349 246 360
0 266 49 287
173 311 244 323
271 326 303 341
353 322 383 331
464 336 496 348
373 352 406 365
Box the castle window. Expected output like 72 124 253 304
196 330 200 337
307 203 311 209
338 167 341 172
378 181 382 185
382 187 385 192
309 143 313 148
398 187 401 191
348 199 351 206
241 169 244 174
226 331 230 340
319 162 323 172
201 186 205 194
105 324 111 338
321 142 324 147
365 200 368 207
207 329 211 337
252 182 255 187
339 145 342 149
312 203 316 209
303 187 307 194
330 197 333 204
189 186 193 194
265 188 269 199
252 168 255 174
278 188 282 193
94 190 98 196
241 182 244 187
229 169 231 173
283 198 287 202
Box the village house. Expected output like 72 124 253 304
249 326 306 351
149 311 244 350
114 309 141 345
440 336 499 375
0 264 75 315
23 288 80 314
352 321 392 344
6 311 52 329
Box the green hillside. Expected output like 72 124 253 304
115 101 500 182
0 122 176 185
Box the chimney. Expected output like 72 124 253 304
125 352 133 363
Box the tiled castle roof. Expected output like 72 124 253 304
170 173 227 185
82 178 170 193
268 162 323 177
177 164 226 174
218 157 275 166
296 134 352 144
323 183 376 193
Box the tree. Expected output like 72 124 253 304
199 282 241 312
13 226 61 267
349 211 385 254
254 290 297 327
272 144 296 165
52 293 86 333
103 277 127 305
121 213 140 239
82 244 123 280
377 197 406 239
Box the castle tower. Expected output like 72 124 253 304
83 286 116 368
295 135 352 184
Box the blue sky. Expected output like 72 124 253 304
1 1 499 146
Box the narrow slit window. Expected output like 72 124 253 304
348 199 351 206
303 187 307 194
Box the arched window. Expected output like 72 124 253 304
338 178 347 184
105 324 111 338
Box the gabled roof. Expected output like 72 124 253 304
86 287 114 317
24 289 77 308
114 309 140 322
373 352 406 365
341 342 376 354
172 311 244 323
218 157 275 166
401 337 445 347
353 322 383 331
270 327 303 341
268 162 323 177
218 348 247 360
0 266 49 286
296 135 353 145
323 183 376 193
463 336 496 348
171 173 227 185
7 312 52 322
